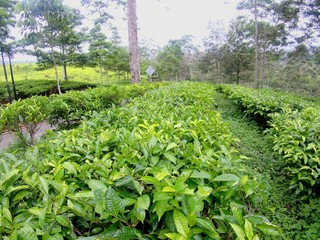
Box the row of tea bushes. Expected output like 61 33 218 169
0 82 280 239
217 84 320 198
0 83 165 145
216 84 312 123
0 80 98 104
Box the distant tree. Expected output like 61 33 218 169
221 17 254 85
56 7 84 82
156 36 199 81
200 21 228 82
237 0 299 87
156 40 185 81
88 25 112 79
282 44 320 94
0 0 17 103
127 0 140 83
17 0 82 94
139 38 159 74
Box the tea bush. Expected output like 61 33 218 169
0 82 280 239
217 84 320 198
0 83 165 145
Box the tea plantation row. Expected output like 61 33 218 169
0 83 165 145
217 84 320 199
0 82 279 239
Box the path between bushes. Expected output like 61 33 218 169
0 123 54 150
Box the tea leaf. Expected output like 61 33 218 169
245 219 254 240
230 223 246 240
106 187 123 216
213 174 240 182
173 209 189 238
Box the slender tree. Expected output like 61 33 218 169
127 0 140 83
8 45 18 100
0 0 16 102
17 0 82 94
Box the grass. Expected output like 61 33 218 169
0 63 133 104
213 92 318 239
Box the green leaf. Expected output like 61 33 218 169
213 174 240 182
28 207 42 216
190 170 211 179
257 222 281 236
173 210 189 238
73 191 95 198
148 136 158 148
162 186 176 193
122 198 136 207
197 186 212 198
136 195 150 210
230 223 246 240
140 176 162 186
155 200 169 221
18 225 38 240
56 215 71 228
164 152 177 164
154 192 172 201
135 208 146 222
105 187 123 216
39 176 49 195
3 208 12 222
115 176 133 187
195 218 219 238
166 142 178 151
245 219 254 240
87 179 107 191
62 162 77 174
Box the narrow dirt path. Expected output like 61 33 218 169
0 122 54 150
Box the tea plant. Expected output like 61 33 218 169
0 82 280 239
268 107 320 198
0 96 49 145
0 83 164 146
217 84 320 198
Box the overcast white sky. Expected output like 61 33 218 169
64 0 239 46
13 0 239 62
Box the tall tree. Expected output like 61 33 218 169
0 0 16 103
56 7 84 83
201 21 228 83
221 17 254 85
127 0 140 84
17 0 81 94
88 25 113 81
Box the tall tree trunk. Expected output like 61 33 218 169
1 51 12 103
50 43 62 95
236 61 240 85
61 45 68 82
8 51 17 100
254 0 259 88
260 47 266 88
127 0 140 84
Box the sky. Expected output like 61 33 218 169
122 0 239 47
12 0 240 62
63 0 239 47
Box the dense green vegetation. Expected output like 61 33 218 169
0 82 284 239
213 91 320 239
0 83 163 145
0 63 141 104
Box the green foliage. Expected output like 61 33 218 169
268 107 320 198
0 82 279 238
0 83 162 146
217 84 320 199
0 96 49 145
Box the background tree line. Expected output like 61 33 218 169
1 0 319 96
